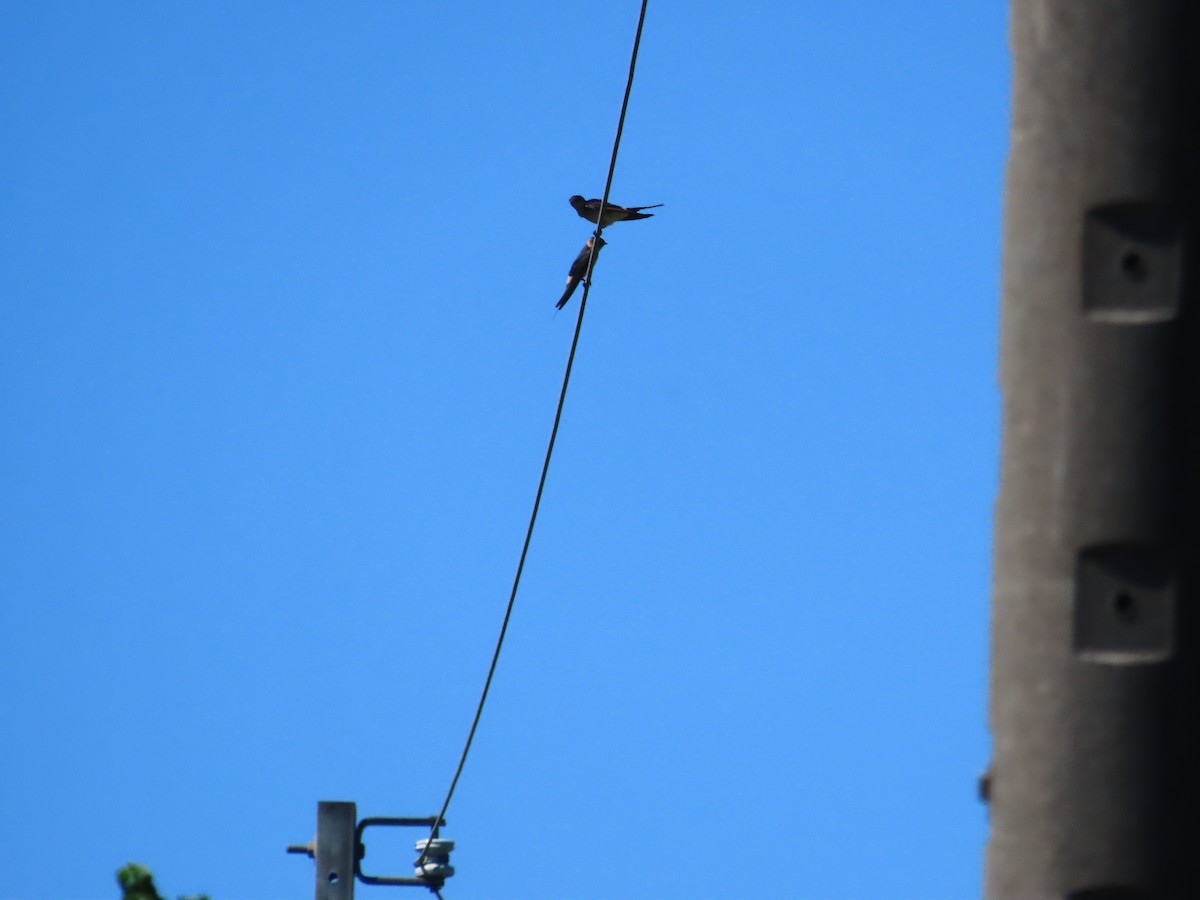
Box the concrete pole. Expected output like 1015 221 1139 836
986 2 1200 896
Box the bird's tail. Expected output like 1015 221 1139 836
556 279 579 310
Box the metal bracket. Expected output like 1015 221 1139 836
288 801 449 898
356 817 447 888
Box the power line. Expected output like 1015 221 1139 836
417 0 651 875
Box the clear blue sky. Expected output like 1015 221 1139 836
1 3 1007 898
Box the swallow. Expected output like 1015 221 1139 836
556 236 606 310
569 195 663 227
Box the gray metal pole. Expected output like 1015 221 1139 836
986 2 1200 896
315 801 357 900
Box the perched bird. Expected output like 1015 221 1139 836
569 194 662 227
556 236 606 310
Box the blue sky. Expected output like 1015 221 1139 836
1 3 1007 898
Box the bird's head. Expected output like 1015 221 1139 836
569 195 586 208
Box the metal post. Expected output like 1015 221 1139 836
315 801 358 900
986 1 1200 896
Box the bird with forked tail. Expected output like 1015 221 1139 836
569 195 662 228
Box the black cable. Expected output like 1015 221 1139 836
418 0 651 870
587 0 651 259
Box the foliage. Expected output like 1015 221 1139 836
117 863 210 900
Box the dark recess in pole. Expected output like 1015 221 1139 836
986 1 1200 897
